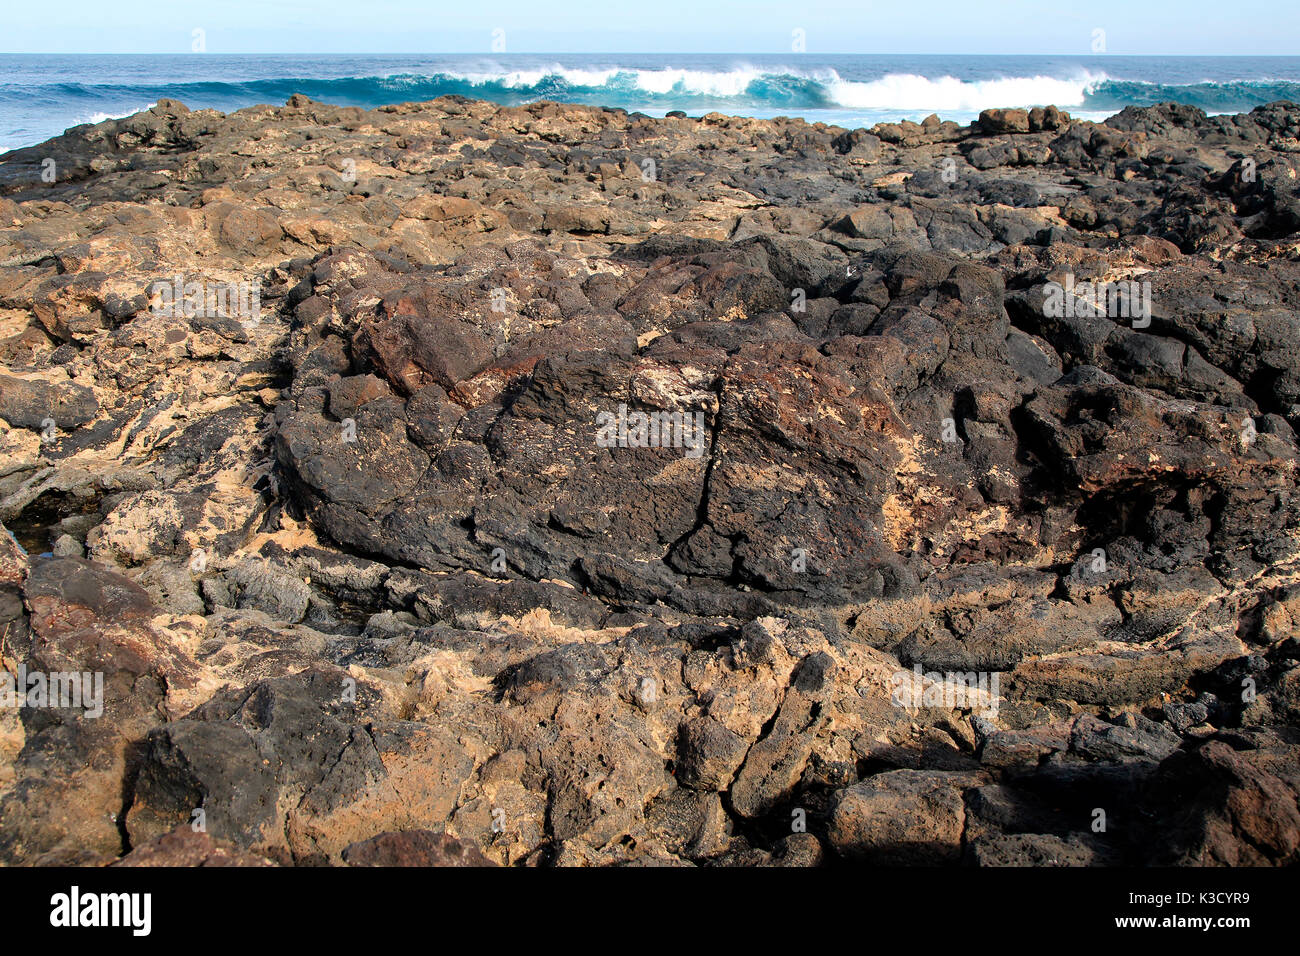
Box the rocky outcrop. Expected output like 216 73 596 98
1 95 1299 866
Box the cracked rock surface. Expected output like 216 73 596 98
1 95 1299 865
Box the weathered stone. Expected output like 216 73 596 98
1 93 1298 869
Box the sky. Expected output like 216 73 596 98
2 0 1296 55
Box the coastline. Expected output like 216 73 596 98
6 52 1300 152
1 92 1299 866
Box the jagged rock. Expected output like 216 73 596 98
969 832 1105 866
1 94 1299 867
979 108 1031 134
1144 734 1300 865
114 825 277 867
828 770 988 864
0 373 98 430
0 559 184 864
341 830 496 867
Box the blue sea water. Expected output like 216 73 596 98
3 53 1300 152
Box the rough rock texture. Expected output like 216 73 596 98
1 94 1299 866
113 825 277 867
341 829 496 866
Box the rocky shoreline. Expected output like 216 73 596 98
0 94 1298 866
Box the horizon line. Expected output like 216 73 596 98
3 51 1298 58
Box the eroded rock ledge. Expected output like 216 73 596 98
1 95 1298 866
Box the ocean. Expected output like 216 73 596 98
3 53 1300 153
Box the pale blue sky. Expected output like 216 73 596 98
2 1 1295 55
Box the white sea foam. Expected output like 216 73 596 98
84 103 157 125
422 64 1107 111
822 70 1106 110
614 67 767 97
448 64 769 97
